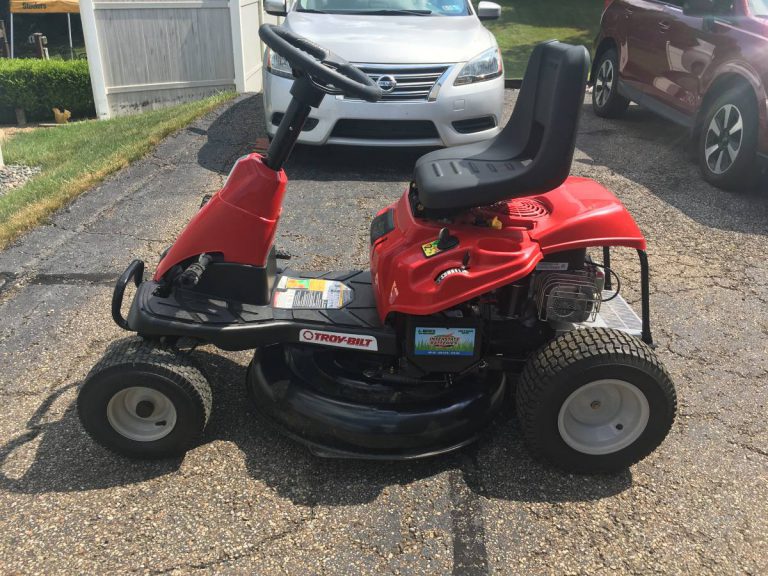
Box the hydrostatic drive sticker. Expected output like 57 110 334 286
273 276 353 309
299 329 378 351
414 327 476 357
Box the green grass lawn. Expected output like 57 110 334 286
0 92 235 248
486 0 604 78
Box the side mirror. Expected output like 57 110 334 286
265 0 288 16
477 1 501 21
683 0 716 17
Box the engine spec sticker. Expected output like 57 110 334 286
535 262 569 271
299 329 378 351
414 327 476 357
273 276 353 310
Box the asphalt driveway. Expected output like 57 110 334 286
0 92 765 575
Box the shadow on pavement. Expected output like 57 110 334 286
577 103 768 237
195 92 432 183
196 95 264 175
0 349 631 505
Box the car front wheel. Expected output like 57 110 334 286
592 48 630 118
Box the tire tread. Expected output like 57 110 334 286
79 337 212 457
516 328 676 473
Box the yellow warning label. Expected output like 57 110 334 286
422 239 441 258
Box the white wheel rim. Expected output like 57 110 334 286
558 379 649 455
107 386 177 442
595 59 614 108
704 103 743 175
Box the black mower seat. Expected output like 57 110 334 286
413 41 590 212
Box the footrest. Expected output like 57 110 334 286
271 270 382 329
578 291 643 337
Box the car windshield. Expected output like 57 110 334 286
749 0 768 16
296 0 470 16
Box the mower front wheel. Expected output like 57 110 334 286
517 328 676 474
78 337 212 458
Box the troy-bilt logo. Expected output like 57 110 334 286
429 334 460 349
300 329 378 351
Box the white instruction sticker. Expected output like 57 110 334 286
273 276 353 310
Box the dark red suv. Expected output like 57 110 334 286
593 0 768 190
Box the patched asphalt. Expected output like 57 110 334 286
0 92 766 575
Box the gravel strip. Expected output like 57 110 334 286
0 165 41 196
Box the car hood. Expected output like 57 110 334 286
283 13 495 64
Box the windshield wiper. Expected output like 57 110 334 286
296 8 327 13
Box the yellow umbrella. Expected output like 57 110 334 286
9 0 80 58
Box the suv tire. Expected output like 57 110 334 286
592 49 630 118
698 85 759 191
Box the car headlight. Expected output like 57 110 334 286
266 48 293 79
454 47 503 85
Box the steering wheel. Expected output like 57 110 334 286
259 24 383 103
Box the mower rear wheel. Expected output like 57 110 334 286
78 337 212 458
516 328 676 474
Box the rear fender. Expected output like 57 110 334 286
370 177 645 321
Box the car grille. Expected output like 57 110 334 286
330 119 439 140
353 64 451 102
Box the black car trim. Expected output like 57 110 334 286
618 80 695 129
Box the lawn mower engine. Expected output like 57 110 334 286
397 249 607 377
491 248 606 340
532 260 605 324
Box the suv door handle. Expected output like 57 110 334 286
659 20 671 31
624 8 634 15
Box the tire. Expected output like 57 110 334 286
592 49 630 118
698 85 759 191
78 337 212 458
516 328 676 474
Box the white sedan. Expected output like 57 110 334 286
262 0 505 147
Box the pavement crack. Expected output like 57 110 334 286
449 456 489 576
727 441 768 458
145 509 317 575
70 228 166 244
27 272 117 287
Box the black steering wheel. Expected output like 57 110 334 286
259 24 383 103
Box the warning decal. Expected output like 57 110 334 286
422 239 442 258
273 276 353 310
299 329 378 351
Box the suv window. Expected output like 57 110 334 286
749 0 768 16
298 0 471 16
714 0 734 14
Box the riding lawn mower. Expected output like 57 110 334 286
77 25 677 474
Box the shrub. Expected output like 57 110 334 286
0 59 95 121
